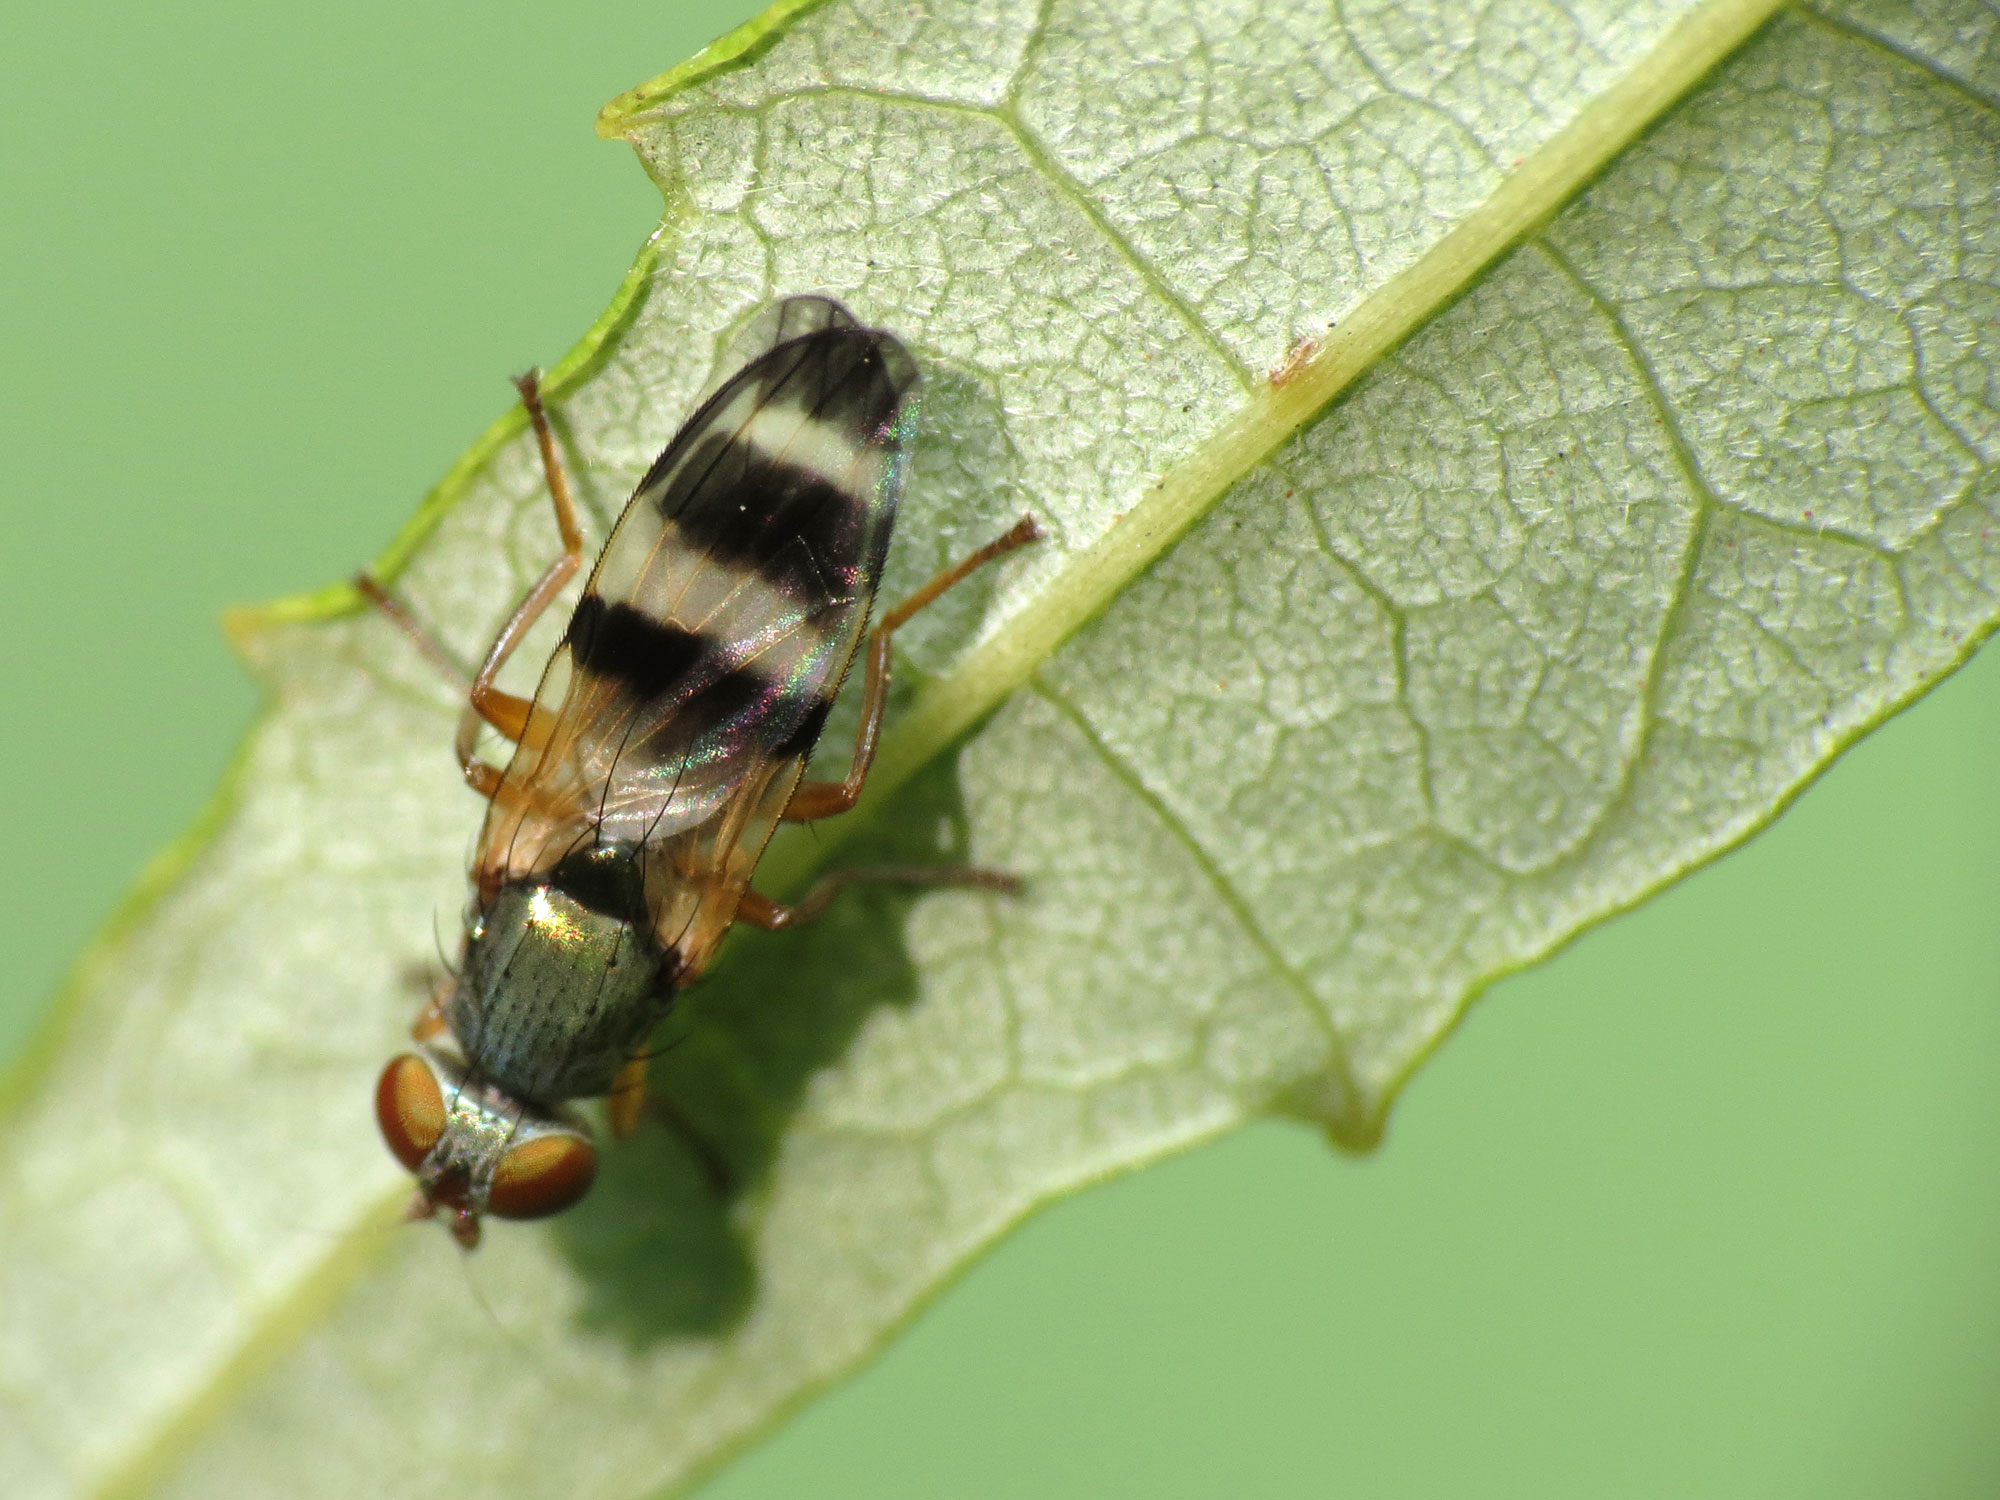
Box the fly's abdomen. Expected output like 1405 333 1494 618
450 843 673 1104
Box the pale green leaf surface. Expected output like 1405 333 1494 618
3 2 1996 1497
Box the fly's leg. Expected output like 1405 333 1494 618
459 370 586 762
409 970 456 1042
353 574 505 797
411 998 450 1042
781 515 1041 823
355 369 584 795
770 517 1041 914
353 575 472 692
607 1054 649 1140
735 866 1023 932
608 1052 735 1196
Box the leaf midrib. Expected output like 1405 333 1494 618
753 0 1790 893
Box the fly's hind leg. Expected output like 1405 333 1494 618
769 517 1041 916
781 515 1041 824
355 369 584 796
735 866 1023 933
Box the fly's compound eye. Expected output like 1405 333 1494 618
487 1129 598 1219
375 1053 445 1171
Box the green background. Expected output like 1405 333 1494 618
3 3 1996 1496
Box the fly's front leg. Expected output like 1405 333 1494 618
461 370 585 758
353 575 505 797
355 369 584 796
735 866 1023 932
782 515 1041 824
391 964 456 1040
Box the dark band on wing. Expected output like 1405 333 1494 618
641 326 914 590
770 695 834 762
568 590 832 768
567 595 703 700
665 440 864 589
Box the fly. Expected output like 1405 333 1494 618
358 295 1038 1246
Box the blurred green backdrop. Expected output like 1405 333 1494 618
2 4 1995 1497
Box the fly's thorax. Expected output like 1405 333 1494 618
448 841 677 1105
374 1041 597 1248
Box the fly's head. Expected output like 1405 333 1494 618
374 1041 597 1249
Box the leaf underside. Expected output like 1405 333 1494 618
3 1 1995 1497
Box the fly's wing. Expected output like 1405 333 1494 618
476 297 919 892
691 295 866 412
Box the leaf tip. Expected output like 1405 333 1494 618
1272 1068 1386 1154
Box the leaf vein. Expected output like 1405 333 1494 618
1532 237 1716 847
1288 482 1438 820
1027 676 1351 1091
987 110 1257 390
1795 2 2000 116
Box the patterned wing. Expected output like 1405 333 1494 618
478 296 918 888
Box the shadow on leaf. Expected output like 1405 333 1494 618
551 742 990 1345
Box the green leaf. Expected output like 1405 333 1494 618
5 1 1995 1496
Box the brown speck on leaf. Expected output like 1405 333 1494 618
1269 334 1319 388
